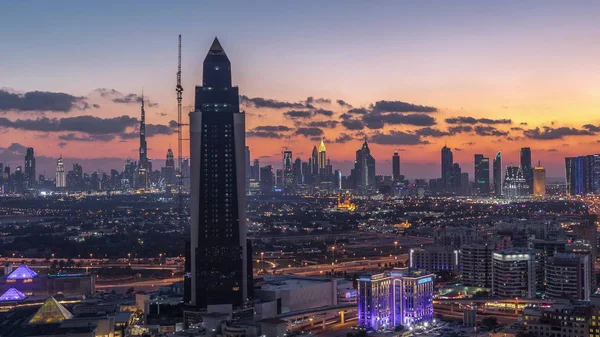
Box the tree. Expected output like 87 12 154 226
126 287 135 294
482 316 498 330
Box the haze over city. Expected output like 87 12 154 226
3 1 600 178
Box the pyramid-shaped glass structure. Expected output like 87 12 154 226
6 264 37 280
0 288 27 301
28 297 73 324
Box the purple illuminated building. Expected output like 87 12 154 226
1 264 94 297
358 268 434 330
0 288 27 301
6 264 37 280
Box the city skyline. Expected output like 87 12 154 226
3 1 600 178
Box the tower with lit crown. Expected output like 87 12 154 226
318 138 327 169
138 92 149 189
187 38 251 308
55 157 66 188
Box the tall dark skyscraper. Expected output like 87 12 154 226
163 148 175 191
493 152 502 196
355 139 376 193
441 145 453 193
311 145 319 176
520 147 533 194
187 38 251 308
24 147 36 189
138 94 149 189
282 150 293 192
392 151 400 182
474 154 490 195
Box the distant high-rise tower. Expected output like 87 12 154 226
24 147 36 189
163 148 175 191
474 154 490 196
55 157 66 188
283 150 293 192
504 166 527 198
520 147 533 195
355 139 376 193
138 92 149 190
187 38 251 308
311 145 319 176
533 162 546 196
392 151 400 182
318 139 327 170
493 152 502 196
441 145 453 193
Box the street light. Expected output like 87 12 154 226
260 252 265 272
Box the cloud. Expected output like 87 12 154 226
337 100 352 108
520 122 528 126
363 113 437 129
414 127 451 138
474 125 509 136
246 131 287 138
582 124 600 132
369 130 429 145
334 133 354 143
445 116 512 125
510 127 524 131
157 112 168 117
313 108 334 117
448 125 473 134
93 88 158 107
523 126 595 140
7 143 28 154
58 142 67 148
341 119 365 130
546 148 559 152
295 127 324 138
462 141 476 146
253 125 293 132
0 115 138 134
370 100 437 113
283 110 312 119
59 133 116 142
306 97 331 105
305 120 339 129
0 89 90 113
240 95 306 109
120 121 177 139
455 148 464 151
348 108 369 115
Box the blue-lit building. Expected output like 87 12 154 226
565 154 600 195
358 268 434 330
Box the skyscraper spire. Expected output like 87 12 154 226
138 88 148 190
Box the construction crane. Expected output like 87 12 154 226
176 34 185 225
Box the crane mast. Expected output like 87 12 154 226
176 35 185 225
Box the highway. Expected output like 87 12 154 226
95 277 183 292
274 255 408 276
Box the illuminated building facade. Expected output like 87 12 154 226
565 154 600 195
474 154 490 195
461 243 492 287
533 163 546 196
55 157 66 188
492 248 535 298
409 247 459 273
545 253 591 301
503 166 528 198
358 269 434 330
493 152 502 196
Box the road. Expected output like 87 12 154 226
275 255 408 276
95 277 183 293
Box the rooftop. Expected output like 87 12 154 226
260 276 333 291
